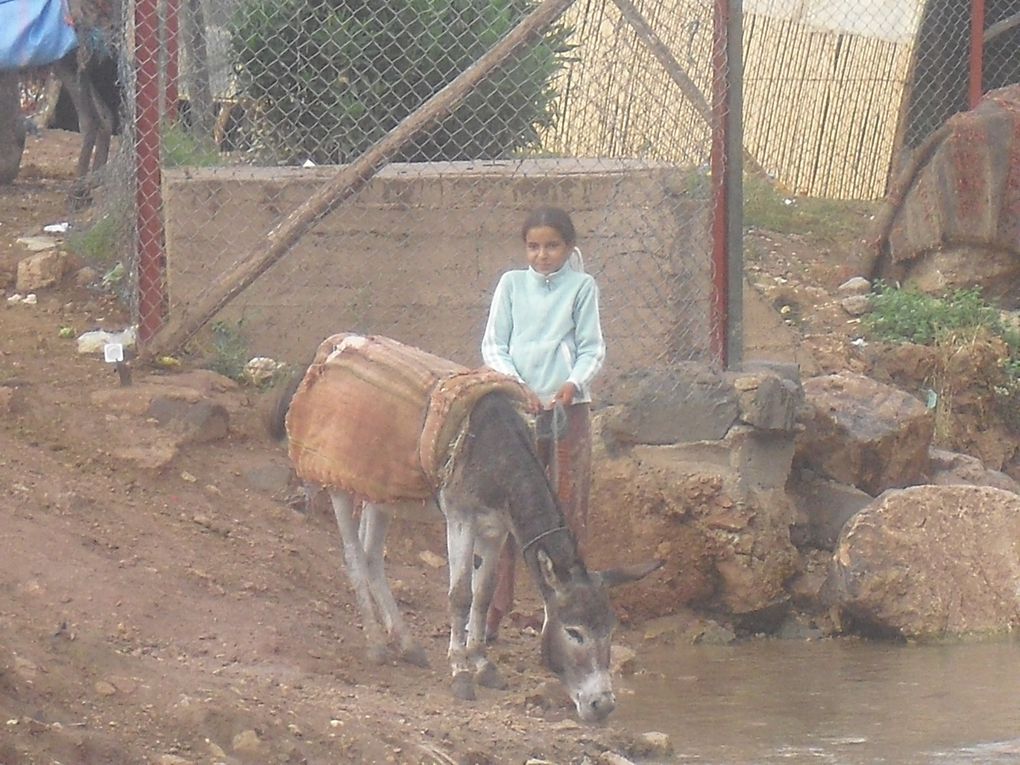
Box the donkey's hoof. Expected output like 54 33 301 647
476 662 507 690
401 644 429 668
366 644 391 665
451 671 476 701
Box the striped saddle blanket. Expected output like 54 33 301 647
286 333 532 502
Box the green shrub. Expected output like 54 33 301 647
231 0 570 165
863 283 1016 347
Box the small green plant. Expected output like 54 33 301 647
67 211 126 267
163 122 222 168
206 321 251 381
863 283 1016 346
863 283 1020 434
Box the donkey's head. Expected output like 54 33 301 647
534 549 661 722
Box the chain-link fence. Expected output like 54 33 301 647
46 0 1014 389
982 3 1020 99
116 0 740 399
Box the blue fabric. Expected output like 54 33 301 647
0 0 78 71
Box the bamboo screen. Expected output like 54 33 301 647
742 12 915 199
544 0 917 200
542 0 715 167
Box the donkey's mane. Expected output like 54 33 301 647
466 393 582 571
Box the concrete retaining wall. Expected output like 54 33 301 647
163 158 712 401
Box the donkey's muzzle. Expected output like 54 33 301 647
578 689 616 723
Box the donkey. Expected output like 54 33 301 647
272 334 659 722
0 0 119 200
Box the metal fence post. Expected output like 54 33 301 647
135 0 168 343
711 0 742 369
969 0 985 107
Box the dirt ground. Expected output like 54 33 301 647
0 130 1012 765
1 130 704 765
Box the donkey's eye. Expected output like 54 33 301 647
565 627 584 644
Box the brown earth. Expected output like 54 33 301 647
0 130 1015 765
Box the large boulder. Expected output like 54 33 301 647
602 364 739 446
795 373 934 495
929 448 1020 493
602 362 801 447
873 85 1020 307
827 485 1020 639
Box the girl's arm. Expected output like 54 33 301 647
566 278 606 392
481 274 523 381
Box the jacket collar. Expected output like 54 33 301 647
527 264 570 284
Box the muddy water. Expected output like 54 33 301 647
615 638 1020 763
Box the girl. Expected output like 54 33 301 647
481 205 606 642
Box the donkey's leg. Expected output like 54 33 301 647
53 54 94 181
86 72 114 173
330 490 390 665
467 513 508 690
360 503 428 667
442 499 477 701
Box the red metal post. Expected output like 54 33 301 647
135 0 168 343
968 0 985 108
165 0 180 123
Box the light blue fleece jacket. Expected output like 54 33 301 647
481 264 606 406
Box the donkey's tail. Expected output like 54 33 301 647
266 367 304 441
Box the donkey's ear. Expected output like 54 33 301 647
592 559 663 589
536 548 559 589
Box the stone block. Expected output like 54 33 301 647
16 250 67 291
147 397 230 444
788 469 873 550
726 425 796 493
729 370 802 432
603 363 738 445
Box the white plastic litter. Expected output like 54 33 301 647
77 326 137 354
244 356 286 385
43 222 70 233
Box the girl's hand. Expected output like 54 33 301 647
554 382 577 407
523 388 544 414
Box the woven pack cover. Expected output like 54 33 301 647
286 333 531 502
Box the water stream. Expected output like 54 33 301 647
615 638 1020 763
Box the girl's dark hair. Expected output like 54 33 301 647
520 206 576 246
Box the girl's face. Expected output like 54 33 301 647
525 225 572 275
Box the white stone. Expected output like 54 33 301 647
837 276 872 296
15 235 59 251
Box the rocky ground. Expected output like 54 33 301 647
0 130 1015 765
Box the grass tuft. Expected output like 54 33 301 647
743 173 878 240
863 283 1020 433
